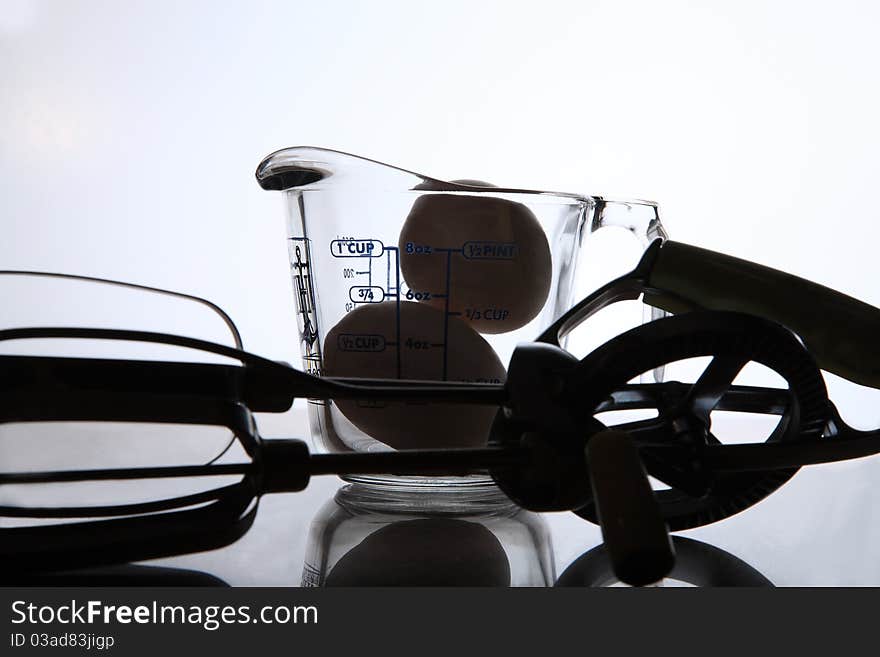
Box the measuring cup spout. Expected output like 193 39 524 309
256 146 430 191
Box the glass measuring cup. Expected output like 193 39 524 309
256 147 665 482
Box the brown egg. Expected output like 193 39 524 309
398 181 552 333
322 300 505 449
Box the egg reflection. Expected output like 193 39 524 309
325 519 511 586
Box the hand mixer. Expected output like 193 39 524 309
4 235 880 586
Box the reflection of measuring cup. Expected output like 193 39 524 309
256 147 666 473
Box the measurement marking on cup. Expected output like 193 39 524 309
288 237 323 381
330 239 385 258
289 239 319 349
338 333 386 352
335 240 502 385
465 307 511 323
462 241 519 260
403 289 433 301
349 286 385 303
384 246 402 379
444 250 450 379
433 248 457 380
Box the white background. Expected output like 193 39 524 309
3 0 880 584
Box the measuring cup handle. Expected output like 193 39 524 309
566 199 668 382
581 198 669 376
589 198 667 244
590 198 669 325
